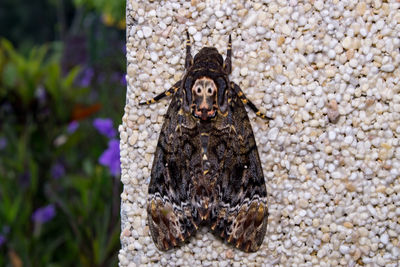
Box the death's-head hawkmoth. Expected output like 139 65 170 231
140 32 270 252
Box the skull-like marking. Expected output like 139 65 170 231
191 77 218 120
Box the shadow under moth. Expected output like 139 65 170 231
140 32 270 252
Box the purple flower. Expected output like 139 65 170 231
32 204 56 224
0 235 5 247
120 74 127 86
78 67 94 87
51 162 65 179
67 121 79 134
93 118 116 138
0 137 6 150
99 139 120 176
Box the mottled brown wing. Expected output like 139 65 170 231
147 84 203 251
208 87 268 252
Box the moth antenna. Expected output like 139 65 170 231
224 34 232 74
185 31 193 69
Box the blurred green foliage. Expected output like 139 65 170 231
73 0 125 28
0 0 62 51
0 0 126 266
1 39 83 121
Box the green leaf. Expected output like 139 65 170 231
0 188 23 224
63 66 81 89
2 62 17 87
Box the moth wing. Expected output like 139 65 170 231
209 91 268 252
147 85 201 251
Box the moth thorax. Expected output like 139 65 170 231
191 77 218 121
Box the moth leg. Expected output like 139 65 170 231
185 31 193 69
139 81 181 105
231 82 272 120
223 34 232 74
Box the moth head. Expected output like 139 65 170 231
193 47 224 66
190 77 218 120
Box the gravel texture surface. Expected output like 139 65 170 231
120 0 400 266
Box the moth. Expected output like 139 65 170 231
140 32 270 252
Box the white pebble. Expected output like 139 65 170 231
349 58 358 68
148 10 156 17
150 52 158 62
243 12 258 28
339 245 350 254
268 127 279 141
298 209 307 217
317 248 326 258
381 64 394 72
298 16 307 26
332 171 342 179
240 67 248 76
344 135 353 145
392 247 400 258
215 10 224 18
281 25 291 36
133 241 143 250
314 0 324 11
291 11 299 21
367 204 378 217
318 159 325 169
342 37 352 50
360 28 367 37
248 27 257 37
275 75 286 84
142 26 152 38
170 55 180 65
376 19 385 30
380 233 389 245
328 130 336 140
193 32 202 42
256 26 266 35
188 26 197 35
327 49 336 59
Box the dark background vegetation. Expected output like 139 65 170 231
0 0 126 265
